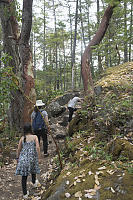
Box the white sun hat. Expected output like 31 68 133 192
35 100 45 107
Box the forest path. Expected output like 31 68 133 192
0 111 68 200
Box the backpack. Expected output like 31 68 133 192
32 111 46 132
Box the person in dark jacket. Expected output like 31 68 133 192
31 100 50 157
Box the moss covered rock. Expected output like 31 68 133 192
107 138 133 160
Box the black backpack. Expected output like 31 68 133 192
32 111 46 132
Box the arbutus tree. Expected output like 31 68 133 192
0 0 36 131
81 0 121 95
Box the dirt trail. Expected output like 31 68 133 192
0 104 69 200
0 109 68 200
0 134 58 200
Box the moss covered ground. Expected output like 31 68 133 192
42 62 133 200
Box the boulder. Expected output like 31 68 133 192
107 138 133 160
47 102 66 118
58 116 69 127
56 92 80 106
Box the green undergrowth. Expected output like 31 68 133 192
0 131 19 167
42 62 133 200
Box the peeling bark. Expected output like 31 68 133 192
19 0 36 124
81 5 116 94
0 1 23 131
0 0 36 130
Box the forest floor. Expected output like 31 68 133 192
0 136 57 200
0 111 68 200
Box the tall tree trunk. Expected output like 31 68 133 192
19 0 36 124
81 5 116 94
79 0 86 48
124 1 128 62
43 0 46 92
33 31 36 78
62 37 66 91
0 0 23 131
86 0 94 77
59 51 63 90
80 38 83 88
129 2 132 62
72 0 78 90
43 0 46 70
97 0 102 73
52 0 59 90
68 5 73 87
0 0 36 130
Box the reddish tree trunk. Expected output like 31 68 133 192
0 0 23 131
0 0 36 130
19 0 36 124
81 5 115 94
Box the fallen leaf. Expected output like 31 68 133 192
111 187 115 193
75 191 82 198
94 184 101 190
74 181 77 185
66 172 71 176
80 169 85 173
31 197 41 200
66 180 70 185
98 166 106 170
107 170 115 175
76 178 81 183
41 186 46 190
65 193 71 198
88 171 93 175
95 175 100 185
40 190 44 194
87 189 96 196
96 171 103 175
84 193 93 198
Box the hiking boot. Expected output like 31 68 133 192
44 153 49 157
23 191 29 199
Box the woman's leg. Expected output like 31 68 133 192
22 176 28 195
42 129 48 154
68 107 74 122
35 131 41 144
32 174 36 184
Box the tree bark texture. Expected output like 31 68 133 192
19 0 36 124
129 2 133 62
81 5 115 94
0 0 23 131
72 0 78 90
124 1 128 62
0 0 36 130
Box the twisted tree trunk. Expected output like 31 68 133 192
81 5 117 94
19 0 36 124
